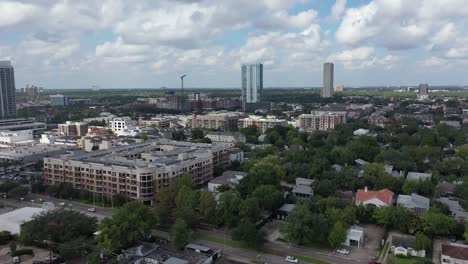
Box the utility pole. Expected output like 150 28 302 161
180 75 187 113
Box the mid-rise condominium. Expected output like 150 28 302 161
241 64 263 109
321 62 334 98
43 139 231 204
0 61 16 118
418 83 429 99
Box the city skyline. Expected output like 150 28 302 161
1 0 468 89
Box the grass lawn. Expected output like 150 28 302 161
395 256 423 264
197 235 244 248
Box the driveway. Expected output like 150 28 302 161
347 224 385 262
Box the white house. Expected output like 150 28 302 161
208 171 247 193
391 235 426 258
0 130 33 144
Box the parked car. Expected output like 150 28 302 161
87 207 96 212
13 256 20 263
336 249 350 255
58 202 66 206
285 256 299 263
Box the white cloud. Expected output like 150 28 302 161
328 47 399 69
331 0 347 20
0 1 39 27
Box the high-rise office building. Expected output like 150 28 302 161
418 83 429 99
321 62 334 98
241 63 263 109
0 61 16 118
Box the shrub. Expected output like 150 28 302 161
11 248 34 257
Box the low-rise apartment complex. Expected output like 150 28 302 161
237 115 287 133
298 110 346 131
43 139 231 204
186 112 243 130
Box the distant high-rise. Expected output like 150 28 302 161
241 63 263 109
418 83 429 99
322 62 334 98
0 61 16 118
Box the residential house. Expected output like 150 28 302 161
205 131 246 144
397 193 430 216
292 178 314 199
441 243 468 264
342 226 364 248
277 204 295 220
406 172 432 181
355 187 394 207
436 182 457 197
208 171 247 193
391 235 426 258
229 148 245 163
438 198 468 221
440 120 461 129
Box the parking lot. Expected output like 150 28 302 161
347 224 385 262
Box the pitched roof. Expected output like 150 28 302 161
442 244 468 260
356 188 394 205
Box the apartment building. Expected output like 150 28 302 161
237 115 287 133
43 139 231 204
186 112 242 131
109 117 138 133
298 111 346 131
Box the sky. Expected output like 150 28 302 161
1 0 468 89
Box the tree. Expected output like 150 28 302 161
347 136 380 162
9 241 16 253
282 203 329 245
170 218 192 250
238 160 284 196
139 133 148 141
239 197 261 222
232 219 264 249
191 128 204 139
20 209 97 256
414 233 431 252
251 185 283 211
199 189 217 224
328 222 347 249
97 202 157 252
217 190 242 227
8 185 29 198
421 210 456 236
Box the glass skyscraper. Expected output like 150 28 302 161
241 63 263 109
0 61 16 118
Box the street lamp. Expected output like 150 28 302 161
3 194 6 208
20 197 24 207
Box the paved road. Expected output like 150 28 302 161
3 194 114 221
197 229 361 264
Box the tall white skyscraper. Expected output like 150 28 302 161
241 63 263 109
321 62 334 98
0 61 16 118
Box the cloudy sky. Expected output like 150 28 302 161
1 0 468 89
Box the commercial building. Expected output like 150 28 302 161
241 64 263 109
83 112 116 124
0 61 16 118
43 139 231 204
50 94 69 106
238 115 287 133
58 121 88 137
109 117 138 134
206 131 246 144
0 118 46 133
321 62 334 98
335 84 344 92
0 207 47 234
418 83 429 100
0 143 77 164
298 110 346 131
80 136 115 152
186 112 242 131
0 130 33 144
139 116 178 128
342 226 364 248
